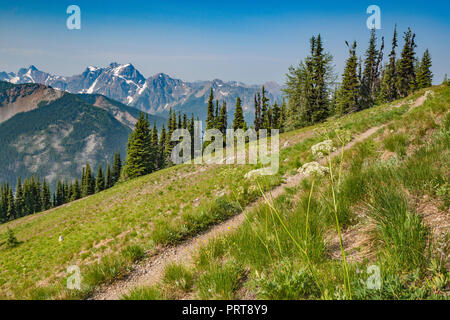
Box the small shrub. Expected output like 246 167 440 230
163 263 194 292
196 260 243 300
122 286 163 300
255 261 320 300
383 133 408 156
122 244 145 262
6 228 20 248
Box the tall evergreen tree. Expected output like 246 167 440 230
271 102 281 130
397 28 417 97
415 49 433 89
124 112 153 178
41 179 51 211
217 101 228 135
6 186 15 221
261 86 270 130
379 26 399 103
151 123 159 170
15 177 24 218
233 97 246 131
284 34 334 128
310 34 333 122
159 124 167 168
95 166 105 193
112 152 122 185
206 88 215 130
254 93 262 131
337 41 360 115
82 163 95 197
71 179 81 201
360 29 384 109
279 99 287 132
55 180 64 206
105 162 112 189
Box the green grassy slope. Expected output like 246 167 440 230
0 86 447 300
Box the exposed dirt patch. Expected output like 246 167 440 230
326 218 377 263
415 196 450 244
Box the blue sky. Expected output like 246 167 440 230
0 0 449 84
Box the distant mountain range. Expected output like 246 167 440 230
0 63 283 122
0 81 165 189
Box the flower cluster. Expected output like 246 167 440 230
425 90 434 99
311 140 336 159
297 162 329 177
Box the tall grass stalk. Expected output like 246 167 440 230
304 179 315 251
327 135 352 299
256 181 325 298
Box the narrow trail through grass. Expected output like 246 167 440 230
90 94 428 300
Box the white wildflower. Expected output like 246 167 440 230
311 140 336 159
298 162 329 177
244 167 275 179
425 90 434 99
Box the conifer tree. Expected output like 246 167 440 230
95 166 105 193
0 183 10 222
360 29 384 109
284 34 333 128
56 180 64 206
6 186 15 221
206 88 215 130
233 97 246 131
182 114 187 130
310 34 333 122
15 177 24 218
63 180 69 204
159 124 167 168
214 101 219 129
415 49 433 89
151 123 159 170
124 112 153 178
337 41 360 115
178 112 182 129
254 93 261 131
41 179 51 211
72 179 81 201
189 114 195 160
217 101 228 135
261 86 270 130
112 152 122 185
82 163 95 197
279 99 287 132
379 26 399 103
105 162 112 189
397 28 417 97
271 102 281 130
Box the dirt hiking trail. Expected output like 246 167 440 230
90 94 427 300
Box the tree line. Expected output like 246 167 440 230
124 88 289 179
284 27 433 129
0 152 122 223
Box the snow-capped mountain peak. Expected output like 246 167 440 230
0 63 282 121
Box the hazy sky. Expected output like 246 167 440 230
0 0 449 84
